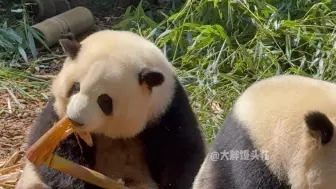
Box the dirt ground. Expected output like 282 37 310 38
0 1 135 187
0 93 45 159
0 90 49 188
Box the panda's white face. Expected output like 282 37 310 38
51 30 175 138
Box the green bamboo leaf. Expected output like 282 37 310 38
27 31 37 59
18 46 28 62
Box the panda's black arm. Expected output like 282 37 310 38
142 125 205 189
27 97 60 147
141 82 206 189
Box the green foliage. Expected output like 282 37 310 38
0 1 48 64
0 65 50 100
115 0 336 143
0 1 50 105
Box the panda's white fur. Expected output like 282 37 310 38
193 75 336 189
52 30 175 138
234 75 336 189
16 30 206 189
16 162 49 189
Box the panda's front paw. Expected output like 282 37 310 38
15 182 50 189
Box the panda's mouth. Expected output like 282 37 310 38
71 123 100 133
68 117 84 127
75 122 85 127
67 117 89 132
72 124 89 131
67 114 104 133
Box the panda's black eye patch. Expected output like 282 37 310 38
68 82 80 97
97 94 113 116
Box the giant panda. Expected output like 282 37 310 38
15 30 206 189
192 74 336 189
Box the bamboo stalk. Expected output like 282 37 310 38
25 116 119 188
76 131 93 147
45 154 129 189
61 127 93 147
26 116 75 167
61 127 74 141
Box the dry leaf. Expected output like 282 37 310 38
0 183 16 188
0 161 5 169
3 151 20 168
0 171 20 183
0 163 24 175
211 100 223 114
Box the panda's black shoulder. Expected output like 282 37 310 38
140 78 206 188
27 97 59 147
207 111 290 189
144 77 204 142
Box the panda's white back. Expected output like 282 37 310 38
193 75 336 189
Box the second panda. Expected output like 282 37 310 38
15 30 206 189
193 75 336 189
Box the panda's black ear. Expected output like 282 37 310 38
305 111 334 145
59 33 81 59
139 67 165 90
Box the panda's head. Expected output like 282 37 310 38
51 30 175 138
232 75 336 189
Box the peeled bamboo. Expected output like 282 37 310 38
26 116 74 167
45 154 128 189
25 116 129 189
